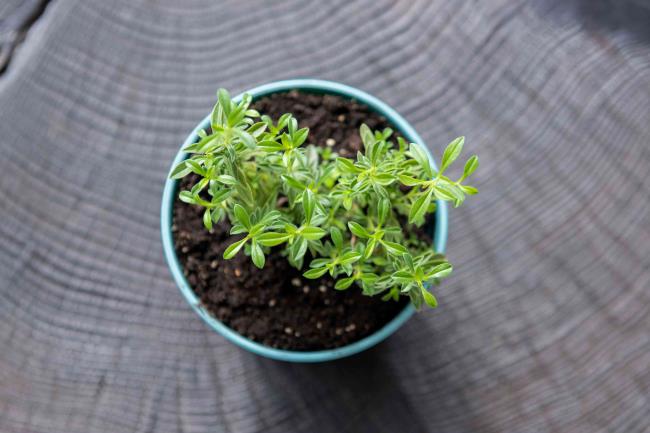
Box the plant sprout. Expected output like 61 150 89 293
171 89 479 308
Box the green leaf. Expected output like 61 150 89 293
170 161 191 179
360 273 379 283
203 209 213 230
409 289 423 309
397 136 408 152
348 221 370 238
293 128 309 147
302 189 314 223
211 208 224 224
339 251 362 265
371 182 389 199
377 198 390 226
288 117 297 135
373 173 395 185
247 122 267 137
422 289 438 308
330 227 343 250
230 224 247 235
382 240 407 255
461 185 479 195
260 210 282 226
408 188 434 224
210 102 222 129
277 113 291 130
426 262 453 280
282 175 307 190
280 134 292 150
217 175 237 185
364 238 377 259
290 237 308 262
232 128 256 149
284 223 298 235
257 232 291 247
360 124 374 147
223 238 247 259
209 188 230 203
303 267 329 279
441 136 464 173
249 223 265 236
392 271 414 283
409 143 433 178
185 135 215 154
335 277 355 290
179 191 197 205
384 226 401 235
251 241 265 268
217 89 231 116
336 158 360 174
190 178 208 196
240 93 252 108
227 104 246 126
435 183 463 206
301 226 326 240
233 204 251 230
398 174 426 186
343 196 352 210
258 140 284 152
462 155 479 179
186 160 206 176
309 258 330 268
403 253 415 272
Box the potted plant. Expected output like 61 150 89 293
161 79 478 362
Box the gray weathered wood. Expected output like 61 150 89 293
0 0 49 73
1 0 649 432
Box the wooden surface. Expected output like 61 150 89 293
1 1 649 432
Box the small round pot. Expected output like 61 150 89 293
161 79 448 362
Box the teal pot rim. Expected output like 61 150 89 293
161 79 448 363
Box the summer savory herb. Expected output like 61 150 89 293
171 89 478 308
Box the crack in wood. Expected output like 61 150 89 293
0 0 52 74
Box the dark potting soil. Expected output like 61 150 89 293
172 91 417 351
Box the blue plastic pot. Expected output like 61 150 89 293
161 79 448 362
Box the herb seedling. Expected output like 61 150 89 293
171 89 478 308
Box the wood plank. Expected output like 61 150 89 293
0 0 649 432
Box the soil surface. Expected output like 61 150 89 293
172 91 412 350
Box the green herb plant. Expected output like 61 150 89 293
171 89 479 308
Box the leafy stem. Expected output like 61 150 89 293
171 89 479 308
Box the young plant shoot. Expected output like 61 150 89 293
171 89 479 308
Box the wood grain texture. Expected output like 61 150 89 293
1 0 649 432
0 0 50 73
